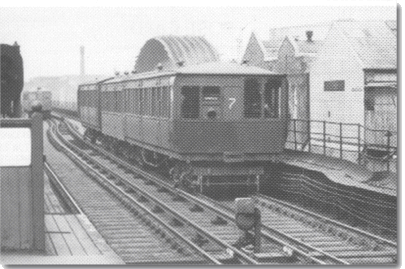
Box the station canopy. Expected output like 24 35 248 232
134 36 220 73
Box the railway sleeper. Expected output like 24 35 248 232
152 205 164 213
169 218 184 227
189 204 204 212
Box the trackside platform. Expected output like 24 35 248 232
280 151 396 197
0 172 124 265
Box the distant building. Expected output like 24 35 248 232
310 20 397 149
243 21 397 155
241 32 280 71
24 75 108 111
243 24 330 149
273 32 325 148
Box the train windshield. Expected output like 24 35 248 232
181 86 200 119
264 79 281 118
243 79 261 118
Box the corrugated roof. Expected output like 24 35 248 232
134 36 220 73
336 21 397 69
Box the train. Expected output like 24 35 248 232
22 89 52 118
77 61 289 192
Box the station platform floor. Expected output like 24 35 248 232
279 150 396 196
1 172 124 265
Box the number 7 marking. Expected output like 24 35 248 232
229 98 236 109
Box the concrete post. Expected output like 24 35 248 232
31 112 45 251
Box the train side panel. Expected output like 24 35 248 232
125 115 172 151
101 112 125 140
100 84 125 140
78 84 101 131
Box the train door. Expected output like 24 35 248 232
223 87 242 120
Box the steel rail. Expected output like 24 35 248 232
56 113 396 264
50 119 258 265
255 194 397 247
44 161 83 215
58 117 343 265
196 194 351 265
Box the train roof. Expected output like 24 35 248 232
105 62 283 84
79 76 115 86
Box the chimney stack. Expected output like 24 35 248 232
80 46 85 77
306 31 313 42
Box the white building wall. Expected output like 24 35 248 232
310 25 365 125
309 25 366 159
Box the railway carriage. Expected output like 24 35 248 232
22 89 52 118
78 62 289 192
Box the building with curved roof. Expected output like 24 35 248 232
134 36 220 73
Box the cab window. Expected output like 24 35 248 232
264 79 281 118
244 79 261 118
181 86 199 119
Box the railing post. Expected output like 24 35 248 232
357 124 361 165
339 122 343 159
307 119 311 153
386 131 391 172
323 121 326 155
294 119 297 151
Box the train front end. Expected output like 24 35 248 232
170 62 289 193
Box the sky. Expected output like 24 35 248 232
0 2 397 81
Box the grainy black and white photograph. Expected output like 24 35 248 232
0 1 398 266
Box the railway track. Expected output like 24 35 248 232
201 194 397 265
48 119 284 265
52 112 397 265
49 115 374 266
46 120 219 265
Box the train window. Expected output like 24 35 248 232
115 91 121 113
156 87 162 118
134 89 137 114
151 87 158 117
264 80 281 118
139 89 144 115
202 87 220 101
244 79 261 118
181 86 200 119
147 88 153 116
161 86 171 118
133 89 139 114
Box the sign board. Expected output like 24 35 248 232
0 128 31 166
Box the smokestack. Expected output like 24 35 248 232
80 46 85 76
306 31 313 42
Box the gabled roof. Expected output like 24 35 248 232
134 36 220 73
336 20 397 69
261 39 283 60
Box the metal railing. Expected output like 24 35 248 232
285 119 397 172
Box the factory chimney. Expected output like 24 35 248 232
80 46 85 77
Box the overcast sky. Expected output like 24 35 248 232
0 2 396 81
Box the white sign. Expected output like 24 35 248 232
0 128 31 166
